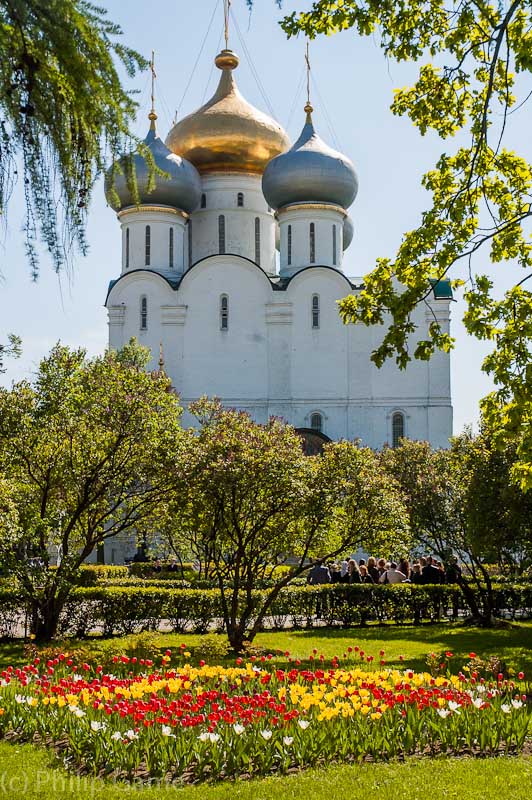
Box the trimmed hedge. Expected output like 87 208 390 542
2 582 532 640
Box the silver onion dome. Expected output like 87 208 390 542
343 215 354 250
262 105 358 211
105 115 201 213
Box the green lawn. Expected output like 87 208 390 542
2 621 532 675
1 623 531 798
0 742 531 800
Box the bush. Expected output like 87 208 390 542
128 562 196 581
2 582 532 641
190 633 232 662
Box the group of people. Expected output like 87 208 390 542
308 555 462 586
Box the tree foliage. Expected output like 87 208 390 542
453 428 532 572
382 433 532 622
382 438 492 622
0 333 21 373
280 1 532 487
0 339 182 639
0 0 146 276
163 399 409 651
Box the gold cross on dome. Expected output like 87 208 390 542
224 0 231 49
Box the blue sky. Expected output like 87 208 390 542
1 0 529 433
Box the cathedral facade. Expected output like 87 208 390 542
105 48 452 452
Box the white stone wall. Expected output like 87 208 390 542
190 174 277 274
278 203 345 276
106 253 452 450
117 207 189 277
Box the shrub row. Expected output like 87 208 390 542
80 563 296 586
2 582 532 640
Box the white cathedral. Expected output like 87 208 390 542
104 46 453 455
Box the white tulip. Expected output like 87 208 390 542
501 704 512 713
208 732 220 743
111 731 123 741
436 708 451 718
283 736 294 746
298 719 310 730
233 723 245 735
261 730 272 740
511 699 523 709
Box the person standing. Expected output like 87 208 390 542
367 556 380 583
399 557 411 580
379 562 406 584
359 564 374 584
422 556 442 584
308 562 331 619
347 559 362 584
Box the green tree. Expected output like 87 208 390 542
280 1 532 488
454 428 532 574
0 333 21 373
0 339 182 640
164 399 409 652
383 437 514 624
0 0 146 276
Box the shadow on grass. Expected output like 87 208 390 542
0 640 25 671
255 622 532 674
2 622 531 676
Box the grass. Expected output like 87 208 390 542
2 621 532 675
1 623 531 798
0 742 531 799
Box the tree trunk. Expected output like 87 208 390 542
227 621 247 654
457 575 498 626
30 593 63 642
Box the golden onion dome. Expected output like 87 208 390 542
165 50 290 175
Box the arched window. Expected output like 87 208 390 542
255 217 261 265
140 296 148 330
332 224 337 265
312 294 320 329
392 412 405 448
218 214 226 254
310 412 323 433
220 294 229 331
201 193 206 209
310 222 315 263
169 227 174 268
188 219 193 267
145 225 151 266
125 227 130 269
237 192 244 207
287 224 292 265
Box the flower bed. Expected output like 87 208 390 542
0 648 530 782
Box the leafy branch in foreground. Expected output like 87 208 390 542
0 0 147 277
0 333 21 373
281 0 532 486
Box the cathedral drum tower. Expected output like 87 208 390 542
104 34 453 451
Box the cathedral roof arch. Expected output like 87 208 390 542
282 264 358 293
105 269 180 306
179 253 277 292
